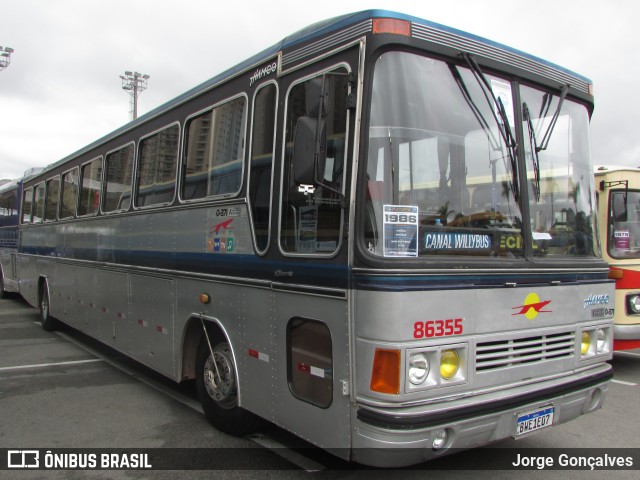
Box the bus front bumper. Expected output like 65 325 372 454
350 367 612 468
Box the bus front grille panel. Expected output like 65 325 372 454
475 332 575 372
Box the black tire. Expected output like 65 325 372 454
0 274 6 299
39 282 57 331
195 335 261 436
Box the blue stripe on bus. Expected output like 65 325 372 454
19 246 349 289
20 245 608 292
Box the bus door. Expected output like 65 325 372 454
272 52 358 451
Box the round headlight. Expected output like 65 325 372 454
440 349 459 380
581 331 591 355
628 294 640 314
597 328 607 352
409 353 430 385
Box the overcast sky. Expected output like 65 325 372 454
1 0 638 180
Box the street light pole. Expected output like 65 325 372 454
0 46 14 72
120 71 150 120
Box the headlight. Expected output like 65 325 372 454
581 331 591 355
627 294 640 314
596 328 607 353
440 349 459 380
408 353 430 385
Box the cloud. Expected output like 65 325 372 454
1 0 639 180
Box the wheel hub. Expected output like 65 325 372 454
203 349 236 406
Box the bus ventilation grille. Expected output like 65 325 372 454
475 332 575 372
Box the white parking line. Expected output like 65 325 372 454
0 358 103 372
612 379 638 386
615 351 640 358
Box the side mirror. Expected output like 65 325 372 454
292 116 326 186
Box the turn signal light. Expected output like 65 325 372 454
608 268 623 280
370 348 401 394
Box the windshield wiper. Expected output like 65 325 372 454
522 84 570 202
460 52 519 201
523 102 541 201
537 83 570 152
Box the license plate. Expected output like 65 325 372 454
515 406 554 437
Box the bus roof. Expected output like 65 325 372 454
595 165 640 175
42 9 593 176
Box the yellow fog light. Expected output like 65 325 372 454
581 331 591 355
440 349 459 380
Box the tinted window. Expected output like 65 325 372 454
78 158 102 216
183 97 246 200
60 169 79 219
104 144 134 212
136 125 179 207
44 176 60 221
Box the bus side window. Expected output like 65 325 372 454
78 158 102 216
60 168 79 219
21 187 33 224
104 144 134 212
280 72 348 255
288 318 333 408
249 84 277 253
136 125 179 207
183 96 246 201
44 176 60 222
33 183 45 224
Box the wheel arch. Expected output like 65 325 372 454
180 314 237 382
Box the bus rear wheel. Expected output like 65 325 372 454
39 281 57 331
195 336 261 436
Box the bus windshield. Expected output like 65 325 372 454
521 84 598 258
606 190 640 259
363 51 597 260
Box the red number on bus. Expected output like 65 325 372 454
413 318 463 339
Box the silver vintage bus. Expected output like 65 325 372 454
16 10 613 467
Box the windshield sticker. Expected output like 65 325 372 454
383 205 418 257
490 79 515 127
424 232 492 250
532 232 552 241
614 230 630 250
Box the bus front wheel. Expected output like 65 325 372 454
195 336 261 436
